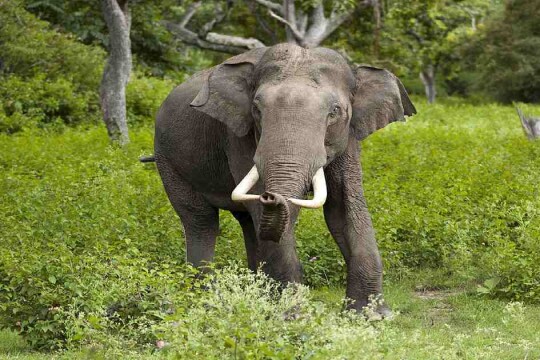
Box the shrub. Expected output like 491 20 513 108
126 75 175 126
0 1 105 133
156 266 379 359
0 74 100 133
0 2 179 133
0 1 104 89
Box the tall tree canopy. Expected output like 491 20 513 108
466 0 540 103
382 0 494 103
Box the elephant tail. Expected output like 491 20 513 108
139 155 156 163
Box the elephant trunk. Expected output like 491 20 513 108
258 192 290 242
256 160 309 242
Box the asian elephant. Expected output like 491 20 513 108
152 43 416 316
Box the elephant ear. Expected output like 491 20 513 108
190 47 268 137
350 65 416 141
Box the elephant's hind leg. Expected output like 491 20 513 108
156 157 219 269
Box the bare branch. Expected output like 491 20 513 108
253 0 282 13
206 32 265 49
247 0 279 43
516 107 540 140
178 1 201 28
297 12 308 35
283 0 299 43
268 9 304 43
198 3 226 37
303 3 327 47
165 3 265 55
322 8 353 39
301 2 356 48
166 21 253 54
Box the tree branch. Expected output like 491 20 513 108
302 2 355 48
297 12 308 35
283 0 300 43
303 3 327 46
198 3 226 37
268 9 304 44
178 1 201 28
516 106 540 140
165 3 265 54
206 32 265 49
166 21 255 54
247 0 279 43
322 8 353 39
253 0 282 13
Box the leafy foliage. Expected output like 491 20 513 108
0 3 178 134
1 101 539 349
0 1 105 133
362 100 540 303
379 0 500 101
464 0 540 102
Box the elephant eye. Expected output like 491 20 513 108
252 103 261 119
328 104 341 124
330 105 340 117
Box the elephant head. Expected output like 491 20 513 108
191 44 416 243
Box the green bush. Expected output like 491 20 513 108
0 1 104 88
0 129 186 349
126 74 176 126
361 101 540 300
0 1 104 133
156 266 379 359
0 74 100 133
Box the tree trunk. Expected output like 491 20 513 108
100 0 131 145
372 0 381 58
516 107 540 140
420 65 436 104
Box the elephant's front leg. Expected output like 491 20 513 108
323 137 391 317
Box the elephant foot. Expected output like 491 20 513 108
364 303 393 321
346 296 393 320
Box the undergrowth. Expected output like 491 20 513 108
1 101 540 350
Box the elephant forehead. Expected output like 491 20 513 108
257 44 353 88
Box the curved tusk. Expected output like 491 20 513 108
231 165 261 202
288 168 327 209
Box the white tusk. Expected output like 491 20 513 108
231 165 261 202
288 168 327 209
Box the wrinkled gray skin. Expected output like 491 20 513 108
154 43 416 316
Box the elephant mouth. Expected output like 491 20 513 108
231 165 327 243
257 192 290 242
231 165 327 209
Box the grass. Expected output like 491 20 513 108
1 269 539 359
313 274 540 359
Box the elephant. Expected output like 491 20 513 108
151 43 416 316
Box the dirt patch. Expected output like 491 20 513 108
414 289 461 300
413 287 464 325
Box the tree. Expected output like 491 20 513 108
467 0 540 103
100 0 132 144
164 0 361 54
383 0 492 103
516 106 540 140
